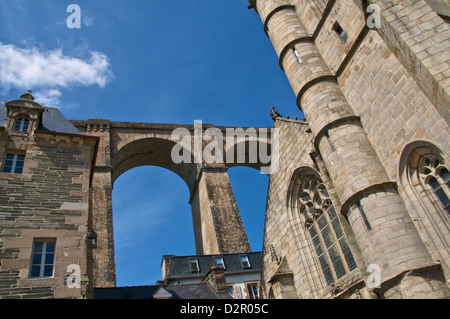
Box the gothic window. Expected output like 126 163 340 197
419 155 450 216
14 117 30 132
298 176 357 286
399 143 450 273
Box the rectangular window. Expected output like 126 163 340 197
332 22 348 42
227 286 234 297
325 131 336 152
234 285 243 299
240 255 251 268
189 258 200 273
293 49 302 64
30 240 56 278
247 283 259 299
214 257 225 269
356 200 372 230
14 118 30 132
2 153 25 174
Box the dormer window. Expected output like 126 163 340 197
5 90 44 135
14 117 30 132
189 258 200 273
240 255 251 268
214 257 225 269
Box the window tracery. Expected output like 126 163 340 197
298 176 357 285
419 155 450 215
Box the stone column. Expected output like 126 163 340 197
190 167 251 255
85 120 116 288
252 0 449 298
90 171 116 288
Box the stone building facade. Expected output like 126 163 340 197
249 0 450 298
0 92 98 298
0 0 449 299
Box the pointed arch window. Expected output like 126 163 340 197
298 176 357 285
399 143 450 276
419 155 450 215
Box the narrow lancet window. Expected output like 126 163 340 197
293 48 302 64
356 200 372 230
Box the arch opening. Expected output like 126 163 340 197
224 139 273 174
227 166 269 252
112 137 198 194
112 165 195 287
111 137 198 286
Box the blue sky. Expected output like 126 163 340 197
0 0 302 286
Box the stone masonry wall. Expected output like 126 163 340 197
339 29 450 184
261 118 368 299
0 132 96 298
261 118 320 298
370 0 450 125
254 0 450 298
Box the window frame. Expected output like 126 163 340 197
420 156 450 216
332 22 348 42
298 176 357 286
227 286 234 298
234 285 244 299
13 117 30 132
2 153 26 174
214 256 225 269
246 283 259 299
293 48 302 64
239 255 251 268
188 258 200 273
30 240 56 278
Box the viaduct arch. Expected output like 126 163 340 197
71 119 273 287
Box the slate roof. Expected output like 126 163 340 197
93 283 232 299
94 252 262 299
163 251 262 281
0 101 80 135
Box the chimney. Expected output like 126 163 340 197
202 262 228 293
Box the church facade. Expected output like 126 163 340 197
251 0 450 299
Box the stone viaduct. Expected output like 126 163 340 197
70 119 275 287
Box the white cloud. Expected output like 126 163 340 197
83 14 95 27
0 42 113 106
33 89 61 107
